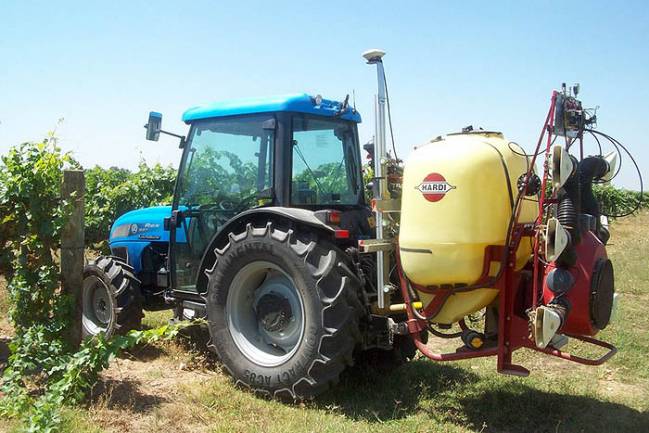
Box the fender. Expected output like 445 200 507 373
194 206 335 293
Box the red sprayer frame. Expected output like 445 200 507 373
398 91 616 375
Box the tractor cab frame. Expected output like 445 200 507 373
150 94 370 311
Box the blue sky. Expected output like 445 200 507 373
1 1 647 189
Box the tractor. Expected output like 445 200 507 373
82 50 620 399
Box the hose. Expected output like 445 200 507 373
427 324 463 339
557 193 578 239
555 192 578 267
585 129 644 218
383 65 398 160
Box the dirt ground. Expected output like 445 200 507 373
87 340 219 433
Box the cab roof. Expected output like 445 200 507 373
181 93 362 124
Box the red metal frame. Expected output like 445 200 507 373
396 91 617 375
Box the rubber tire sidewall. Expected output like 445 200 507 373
206 226 357 398
81 256 143 339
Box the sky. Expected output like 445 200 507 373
1 1 647 189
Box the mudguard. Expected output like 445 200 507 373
195 206 336 291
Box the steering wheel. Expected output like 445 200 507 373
218 200 236 211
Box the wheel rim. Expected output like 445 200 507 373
82 275 113 335
226 261 305 367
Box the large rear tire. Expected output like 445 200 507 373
205 222 362 400
82 256 143 339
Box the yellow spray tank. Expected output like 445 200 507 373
399 131 537 324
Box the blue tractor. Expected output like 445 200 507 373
81 91 404 399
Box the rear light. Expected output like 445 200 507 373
334 230 350 239
327 210 341 225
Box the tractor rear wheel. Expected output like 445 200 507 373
205 222 362 400
82 256 143 339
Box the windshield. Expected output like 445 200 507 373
291 115 361 205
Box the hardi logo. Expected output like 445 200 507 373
416 173 456 202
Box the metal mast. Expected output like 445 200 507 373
362 48 389 309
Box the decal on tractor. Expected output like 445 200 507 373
416 173 456 202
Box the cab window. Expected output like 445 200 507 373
291 116 361 205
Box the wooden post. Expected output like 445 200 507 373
61 170 85 347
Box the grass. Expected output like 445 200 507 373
1 212 649 432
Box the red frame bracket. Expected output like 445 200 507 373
396 224 616 374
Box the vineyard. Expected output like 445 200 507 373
0 139 181 432
0 138 647 432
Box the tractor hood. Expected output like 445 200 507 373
109 205 179 244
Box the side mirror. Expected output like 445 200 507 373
551 145 574 189
145 111 162 141
545 217 570 262
363 141 375 161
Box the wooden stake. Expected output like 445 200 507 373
61 170 85 346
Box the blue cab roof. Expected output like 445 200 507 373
181 93 362 123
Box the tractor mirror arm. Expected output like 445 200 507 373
143 124 187 149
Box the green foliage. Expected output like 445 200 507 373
0 139 185 432
593 184 648 217
293 161 350 202
85 162 175 246
0 138 77 332
0 138 77 431
0 324 187 432
179 147 258 206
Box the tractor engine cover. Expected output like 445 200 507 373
542 230 615 336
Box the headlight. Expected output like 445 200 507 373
111 223 132 239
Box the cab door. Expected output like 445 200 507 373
170 115 275 293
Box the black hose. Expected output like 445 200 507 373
555 192 578 267
577 156 609 241
557 193 578 238
585 129 644 218
427 324 463 339
383 67 398 160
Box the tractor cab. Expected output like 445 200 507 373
146 94 368 295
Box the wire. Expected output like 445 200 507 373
508 136 557 162
588 130 622 181
585 129 643 218
382 67 399 160
293 141 327 195
565 136 575 150
588 130 603 156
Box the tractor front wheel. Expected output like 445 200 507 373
205 223 362 400
82 256 143 339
